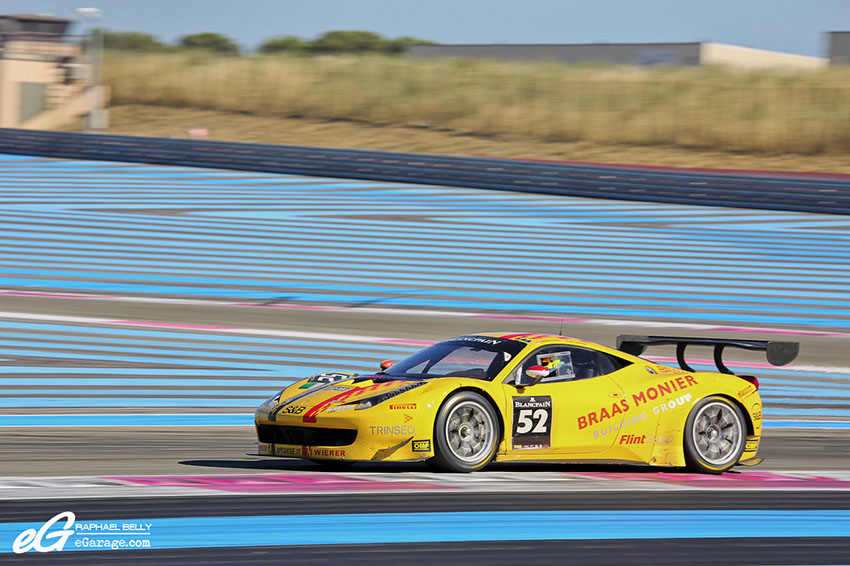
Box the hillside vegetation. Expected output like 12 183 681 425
103 51 850 156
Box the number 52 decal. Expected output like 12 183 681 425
512 396 552 449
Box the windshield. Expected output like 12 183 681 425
383 336 527 381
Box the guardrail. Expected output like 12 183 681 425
1 128 849 215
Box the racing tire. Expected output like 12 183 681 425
684 396 746 474
429 391 499 473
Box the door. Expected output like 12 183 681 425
503 345 630 455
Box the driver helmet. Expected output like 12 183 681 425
539 355 564 374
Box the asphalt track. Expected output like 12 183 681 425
1 155 849 564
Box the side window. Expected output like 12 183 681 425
535 350 575 383
510 346 632 384
596 351 632 374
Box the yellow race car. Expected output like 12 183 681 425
254 333 798 473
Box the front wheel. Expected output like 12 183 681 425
684 396 746 474
429 391 499 472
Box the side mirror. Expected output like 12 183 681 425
517 365 548 387
379 359 394 371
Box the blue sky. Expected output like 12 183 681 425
7 0 849 56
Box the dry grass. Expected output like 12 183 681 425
102 51 850 157
98 104 850 174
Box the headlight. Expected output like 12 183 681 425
265 390 285 407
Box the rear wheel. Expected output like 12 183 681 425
684 396 746 474
429 391 499 473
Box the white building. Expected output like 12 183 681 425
407 42 827 71
0 14 102 128
828 32 850 64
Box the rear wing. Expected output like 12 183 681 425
616 335 799 375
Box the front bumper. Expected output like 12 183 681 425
254 421 433 462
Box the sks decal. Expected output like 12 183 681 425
512 395 552 449
277 405 306 415
269 381 348 421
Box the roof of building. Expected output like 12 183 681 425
0 14 72 23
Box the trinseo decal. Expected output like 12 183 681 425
369 425 415 435
512 396 552 449
578 376 698 430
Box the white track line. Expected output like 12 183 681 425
1 310 849 373
1 288 847 338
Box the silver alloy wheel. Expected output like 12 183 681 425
443 400 495 465
691 401 744 467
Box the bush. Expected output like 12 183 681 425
304 31 435 54
258 35 305 54
384 36 437 54
310 31 384 54
103 31 168 51
179 33 239 55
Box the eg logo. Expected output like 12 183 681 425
12 511 75 554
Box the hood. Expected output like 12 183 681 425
269 376 426 423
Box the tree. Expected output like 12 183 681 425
179 33 239 55
383 36 438 54
258 35 305 54
309 30 384 54
103 31 168 51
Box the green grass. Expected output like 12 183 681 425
103 51 850 155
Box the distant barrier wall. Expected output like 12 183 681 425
1 128 849 215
